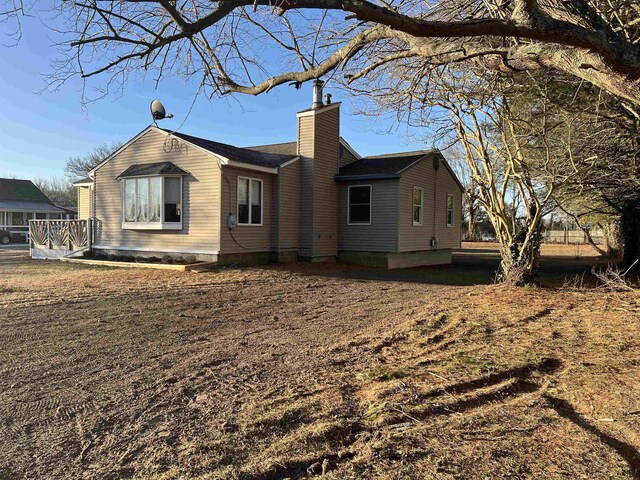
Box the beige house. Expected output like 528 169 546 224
75 92 462 268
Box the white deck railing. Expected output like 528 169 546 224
29 219 92 257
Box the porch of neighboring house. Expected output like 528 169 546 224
28 219 92 259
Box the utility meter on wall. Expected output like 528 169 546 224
227 213 237 230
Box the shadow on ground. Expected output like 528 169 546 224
282 248 614 287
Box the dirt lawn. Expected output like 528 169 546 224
1 247 639 479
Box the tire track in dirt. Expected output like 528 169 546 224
0 277 305 312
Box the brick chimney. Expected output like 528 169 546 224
297 82 341 261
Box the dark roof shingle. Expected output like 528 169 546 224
117 161 189 178
164 130 297 168
0 200 66 212
73 176 93 185
0 178 53 204
335 150 438 180
246 142 297 156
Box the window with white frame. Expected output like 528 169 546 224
122 176 182 229
348 185 371 225
413 187 424 226
237 177 263 226
446 194 454 227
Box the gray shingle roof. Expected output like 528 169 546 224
164 130 297 168
335 150 439 181
246 142 297 156
73 176 93 186
117 161 189 179
0 178 53 203
0 200 66 213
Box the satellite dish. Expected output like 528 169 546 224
150 99 173 121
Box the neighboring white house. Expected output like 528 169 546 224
0 178 75 243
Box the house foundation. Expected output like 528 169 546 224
338 249 452 269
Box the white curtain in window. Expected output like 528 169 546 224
125 179 136 222
137 178 149 222
124 176 182 224
149 177 161 222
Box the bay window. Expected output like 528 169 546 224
122 176 182 230
237 177 263 226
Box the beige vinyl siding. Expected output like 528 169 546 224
297 115 314 257
77 186 91 220
278 161 300 250
398 159 462 252
219 166 274 254
311 107 340 257
339 180 399 252
339 143 358 168
93 128 221 253
437 164 463 249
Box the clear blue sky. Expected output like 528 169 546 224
0 14 430 181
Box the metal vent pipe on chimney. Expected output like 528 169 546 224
312 79 325 109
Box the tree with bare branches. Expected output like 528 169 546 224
534 77 640 266
362 66 593 284
64 142 123 180
444 149 482 240
0 0 24 40
438 73 586 284
33 177 75 209
2 1 640 108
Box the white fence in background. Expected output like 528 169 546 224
543 229 604 245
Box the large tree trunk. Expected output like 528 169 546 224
466 205 480 241
604 220 622 257
621 199 640 268
497 225 543 286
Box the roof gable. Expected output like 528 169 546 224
392 151 464 191
91 126 298 175
0 178 53 204
335 150 437 181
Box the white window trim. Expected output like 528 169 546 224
121 175 183 230
446 193 454 227
347 184 372 226
237 176 264 227
412 186 424 227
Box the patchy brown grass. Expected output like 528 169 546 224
1 249 639 479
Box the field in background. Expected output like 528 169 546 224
462 241 605 257
1 249 639 479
